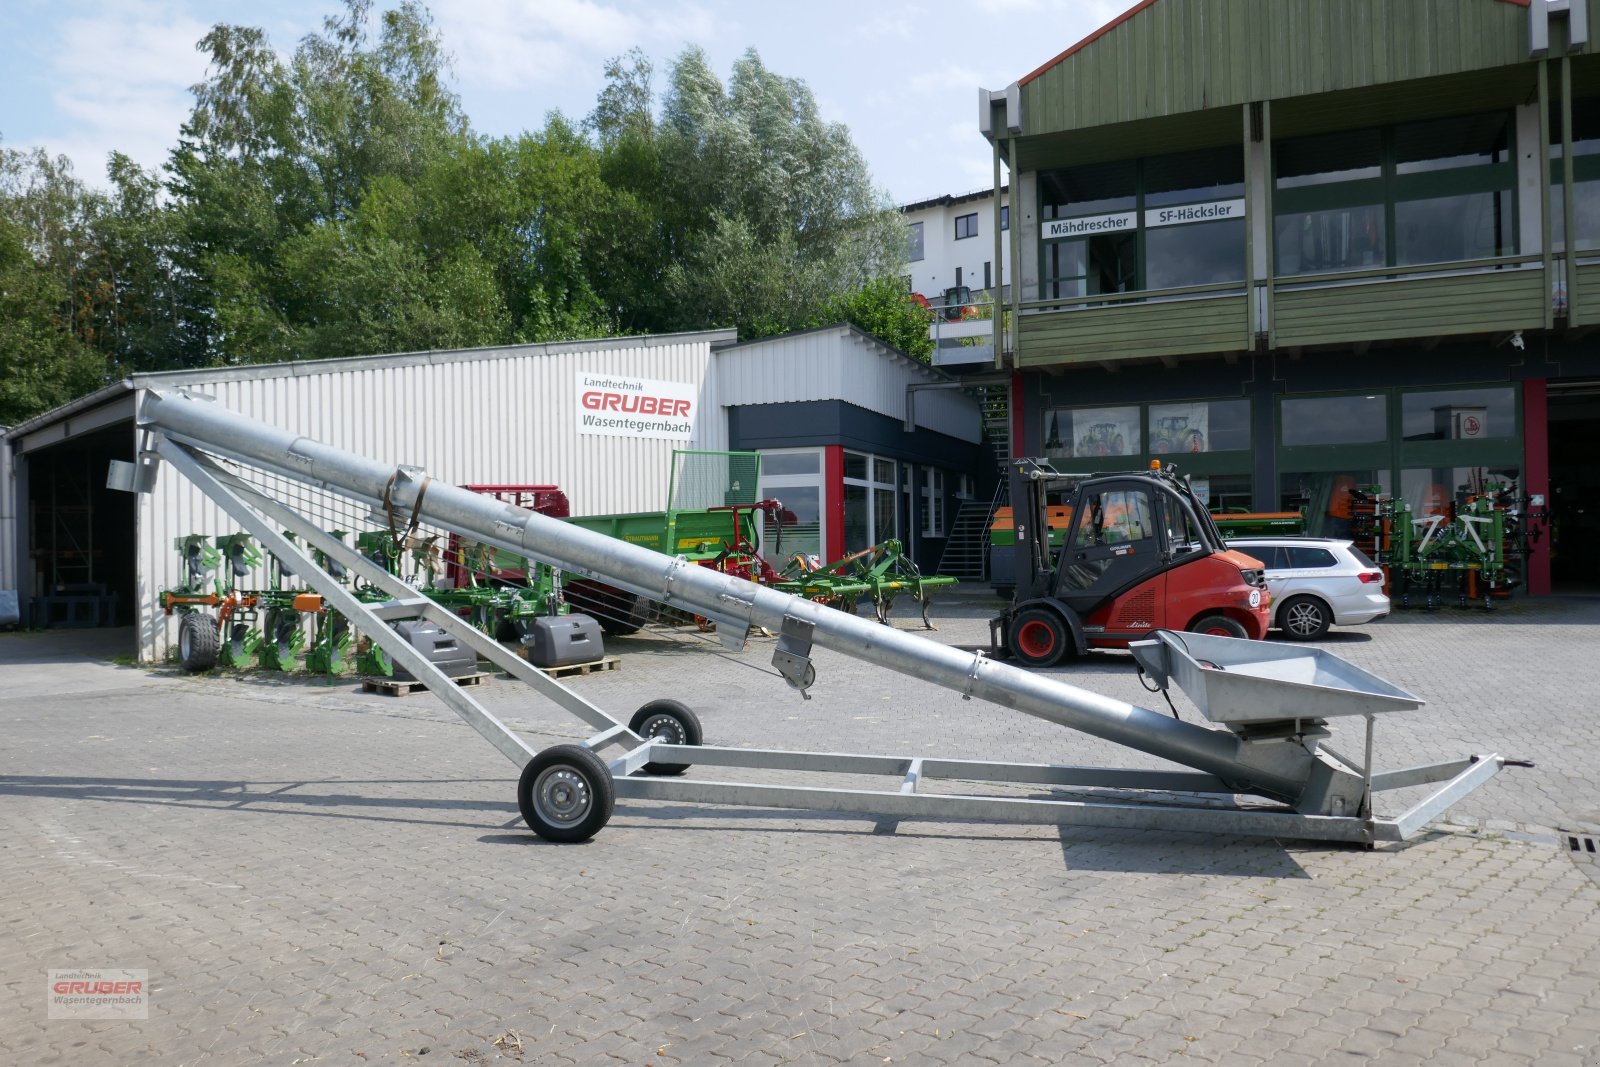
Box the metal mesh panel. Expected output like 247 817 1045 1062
668 451 760 511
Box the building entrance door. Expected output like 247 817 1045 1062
1548 382 1600 592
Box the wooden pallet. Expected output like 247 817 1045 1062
526 655 621 679
361 671 488 697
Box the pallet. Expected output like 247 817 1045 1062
361 671 489 697
525 655 621 679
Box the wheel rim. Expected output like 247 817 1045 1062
1203 625 1232 636
1017 620 1055 658
638 713 686 745
532 765 592 826
1286 602 1323 636
179 625 193 661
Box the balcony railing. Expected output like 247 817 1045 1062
1009 254 1564 368
926 294 1002 367
1268 255 1547 348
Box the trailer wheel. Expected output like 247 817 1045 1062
1009 608 1068 668
178 613 220 672
518 745 614 843
1191 614 1248 639
628 699 703 776
1277 595 1330 641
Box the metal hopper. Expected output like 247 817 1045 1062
1128 630 1424 726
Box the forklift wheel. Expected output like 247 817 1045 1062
628 699 703 776
1009 609 1068 668
518 744 614 843
1190 615 1248 639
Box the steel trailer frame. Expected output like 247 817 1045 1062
121 388 1512 847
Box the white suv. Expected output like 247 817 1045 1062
1225 537 1391 640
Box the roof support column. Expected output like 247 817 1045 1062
992 124 1005 371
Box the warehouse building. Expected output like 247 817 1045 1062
976 0 1600 595
1 327 980 660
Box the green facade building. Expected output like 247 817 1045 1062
978 0 1600 593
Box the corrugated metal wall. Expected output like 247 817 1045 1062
135 333 730 662
716 327 982 443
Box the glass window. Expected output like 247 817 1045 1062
843 485 870 552
1041 239 1088 300
1550 96 1600 253
873 457 895 483
1040 159 1138 219
875 487 897 543
1194 473 1253 514
1276 204 1386 275
1280 471 1388 537
1146 219 1246 289
1148 400 1248 454
955 213 978 240
1395 192 1514 265
765 485 821 560
1276 129 1383 189
906 222 924 262
1073 489 1155 547
1395 113 1512 174
921 469 946 537
1286 546 1338 568
843 451 868 480
1401 387 1515 441
1400 466 1520 517
1001 205 1009 231
1281 395 1387 447
1276 114 1516 274
1044 405 1141 461
761 450 821 476
1144 145 1245 207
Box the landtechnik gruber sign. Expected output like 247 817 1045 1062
576 374 698 440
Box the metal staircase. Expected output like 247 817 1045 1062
937 382 1013 581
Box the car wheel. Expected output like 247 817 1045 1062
1278 595 1331 640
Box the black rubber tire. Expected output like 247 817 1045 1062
1008 608 1069 668
517 744 615 843
1277 595 1331 641
628 699 703 776
1190 614 1249 639
178 613 220 672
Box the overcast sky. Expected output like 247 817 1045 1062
0 0 1134 205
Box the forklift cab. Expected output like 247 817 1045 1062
998 458 1267 666
1054 478 1212 615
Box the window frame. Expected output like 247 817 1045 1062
955 213 979 240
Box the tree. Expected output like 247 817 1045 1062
585 45 907 340
0 143 112 420
166 0 494 365
822 278 936 362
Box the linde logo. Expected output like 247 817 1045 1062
576 374 697 440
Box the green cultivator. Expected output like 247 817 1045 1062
773 539 957 628
1339 481 1533 611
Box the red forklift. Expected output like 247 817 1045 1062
992 458 1272 667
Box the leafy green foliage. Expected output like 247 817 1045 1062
0 4 917 423
822 278 936 362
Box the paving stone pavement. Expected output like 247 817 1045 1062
2 598 1599 1066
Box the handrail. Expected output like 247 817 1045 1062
1018 280 1245 312
1271 254 1543 290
